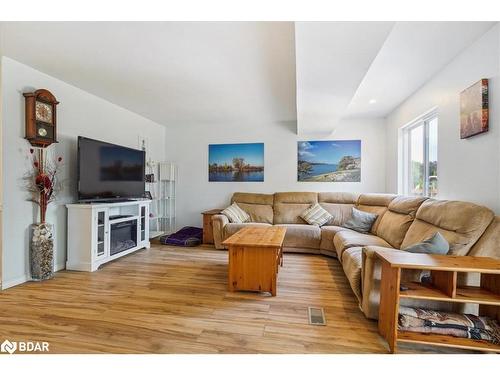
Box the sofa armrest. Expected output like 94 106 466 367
361 246 428 319
361 246 393 319
212 214 229 250
361 246 432 319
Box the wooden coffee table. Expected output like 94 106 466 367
222 226 286 296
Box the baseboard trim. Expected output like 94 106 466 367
2 275 29 290
66 262 93 272
55 263 66 272
2 264 66 290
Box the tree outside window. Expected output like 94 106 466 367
401 111 438 198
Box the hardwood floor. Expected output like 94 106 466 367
0 245 468 354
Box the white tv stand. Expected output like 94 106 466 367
66 200 151 272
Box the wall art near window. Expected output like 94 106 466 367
298 140 361 182
209 143 264 182
460 79 488 139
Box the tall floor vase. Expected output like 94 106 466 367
30 223 54 281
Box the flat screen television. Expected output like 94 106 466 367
77 136 146 202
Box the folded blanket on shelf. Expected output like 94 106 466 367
398 306 500 344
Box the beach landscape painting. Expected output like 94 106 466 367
298 140 361 182
209 143 264 182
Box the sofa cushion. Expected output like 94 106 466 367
343 207 378 233
231 192 274 224
300 203 333 226
342 247 363 303
375 196 428 248
319 225 350 252
334 230 393 260
275 224 321 249
356 193 397 234
235 203 274 224
223 222 272 240
273 192 318 224
403 232 449 255
401 199 494 256
221 203 250 223
318 192 359 226
232 192 274 206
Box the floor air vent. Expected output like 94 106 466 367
308 307 326 326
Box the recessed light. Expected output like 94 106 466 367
369 99 377 104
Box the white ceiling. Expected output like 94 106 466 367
0 21 496 134
0 22 297 126
344 21 497 119
295 21 395 135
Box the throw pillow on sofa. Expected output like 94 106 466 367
300 203 333 226
343 207 378 233
403 232 450 255
221 203 250 223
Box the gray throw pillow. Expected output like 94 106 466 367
343 207 378 233
403 232 450 255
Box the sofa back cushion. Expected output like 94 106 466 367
468 216 500 259
318 192 359 226
356 193 397 234
343 207 379 233
221 203 250 223
375 196 428 248
401 199 494 256
273 192 318 224
231 192 274 224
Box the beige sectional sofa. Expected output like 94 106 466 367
212 192 500 319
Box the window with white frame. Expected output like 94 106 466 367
400 110 438 197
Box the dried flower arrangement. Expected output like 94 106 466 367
23 148 63 223
23 148 63 280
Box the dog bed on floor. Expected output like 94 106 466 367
159 226 203 247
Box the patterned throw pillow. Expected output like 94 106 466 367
300 203 333 226
343 207 378 233
221 203 250 223
403 232 450 255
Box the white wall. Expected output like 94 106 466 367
385 25 500 213
0 25 4 289
1 57 166 289
164 118 387 228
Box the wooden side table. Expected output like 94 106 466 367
223 226 286 296
201 209 223 244
375 249 500 353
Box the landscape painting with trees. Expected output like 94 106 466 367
298 140 361 182
209 143 264 182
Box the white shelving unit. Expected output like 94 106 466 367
146 161 176 238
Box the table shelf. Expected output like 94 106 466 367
376 251 500 353
398 331 500 353
400 282 500 306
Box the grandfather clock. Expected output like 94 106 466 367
23 89 59 148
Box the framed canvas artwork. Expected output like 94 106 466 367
460 79 488 139
209 143 264 182
297 140 361 182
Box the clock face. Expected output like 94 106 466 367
36 123 54 140
35 101 53 124
38 127 48 137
